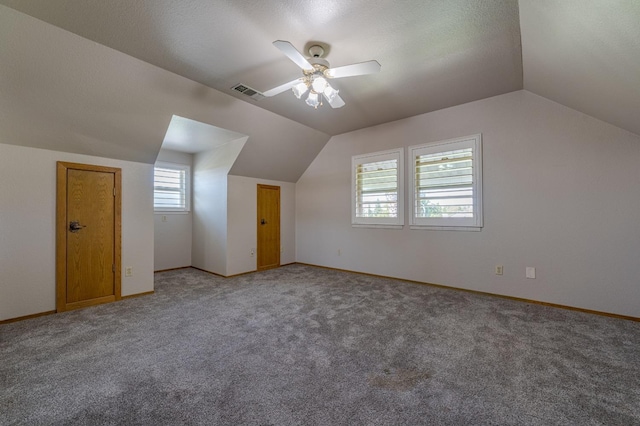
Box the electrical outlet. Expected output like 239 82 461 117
495 265 503 275
337 248 341 256
526 267 536 279
161 215 167 222
125 267 133 277
250 248 255 257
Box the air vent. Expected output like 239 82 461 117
231 84 265 101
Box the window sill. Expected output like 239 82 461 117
154 211 190 215
410 225 481 231
352 224 403 230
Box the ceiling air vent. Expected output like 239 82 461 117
231 84 265 101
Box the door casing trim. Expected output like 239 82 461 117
56 161 122 312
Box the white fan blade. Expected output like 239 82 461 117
273 40 314 71
326 60 381 79
263 78 301 97
324 92 345 108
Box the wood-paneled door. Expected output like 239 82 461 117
56 162 121 312
257 184 280 271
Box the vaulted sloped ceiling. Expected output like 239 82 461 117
519 0 640 137
0 0 524 136
0 5 330 182
0 1 638 183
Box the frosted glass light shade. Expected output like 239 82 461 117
311 76 328 93
305 92 320 108
292 82 308 99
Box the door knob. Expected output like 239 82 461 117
69 221 86 232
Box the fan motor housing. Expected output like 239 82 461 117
308 58 329 70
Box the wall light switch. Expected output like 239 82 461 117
161 215 167 222
526 267 536 279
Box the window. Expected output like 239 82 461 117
154 162 191 212
409 134 482 230
352 148 404 228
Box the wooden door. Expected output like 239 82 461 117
257 184 280 271
56 162 121 312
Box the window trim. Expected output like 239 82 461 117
408 134 483 230
153 161 191 213
351 148 404 228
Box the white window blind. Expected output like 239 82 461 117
154 162 190 212
356 158 398 218
409 135 482 229
352 149 404 228
415 147 473 218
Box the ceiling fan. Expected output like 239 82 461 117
263 40 381 109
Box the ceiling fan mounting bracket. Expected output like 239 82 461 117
308 45 325 58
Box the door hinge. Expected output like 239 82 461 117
112 264 115 273
113 187 116 197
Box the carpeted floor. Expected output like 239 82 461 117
1 264 639 425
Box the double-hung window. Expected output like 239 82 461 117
153 162 191 213
409 134 482 230
352 148 404 228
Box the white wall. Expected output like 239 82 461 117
0 143 154 321
191 138 247 276
227 176 296 276
296 90 640 318
153 149 193 271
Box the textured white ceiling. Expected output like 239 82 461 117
520 0 640 136
0 0 524 136
1 0 638 182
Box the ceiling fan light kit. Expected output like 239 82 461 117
263 40 381 110
294 63 339 109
